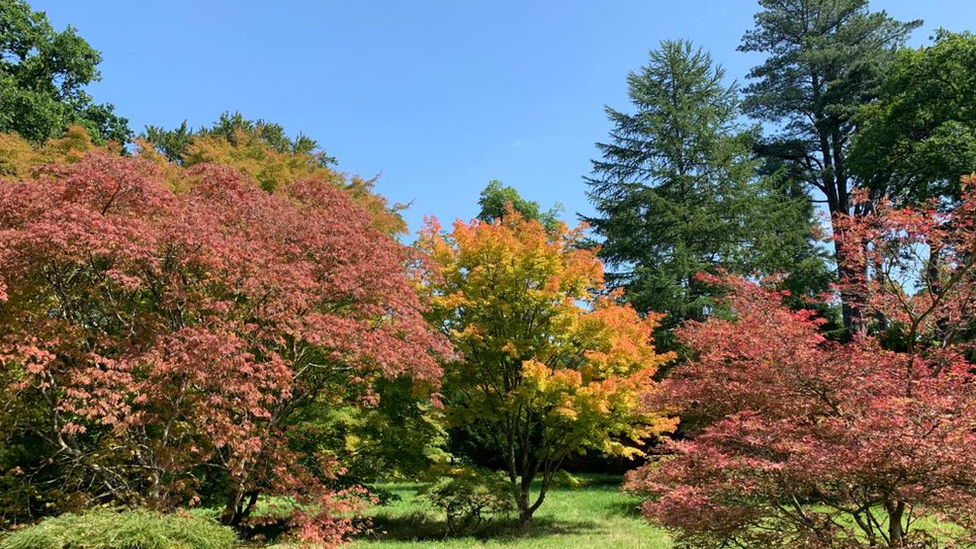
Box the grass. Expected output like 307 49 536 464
346 475 670 549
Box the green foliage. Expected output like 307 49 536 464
144 111 336 166
0 509 237 549
289 377 448 488
421 468 515 534
477 180 563 232
850 30 976 205
740 0 920 143
0 0 130 143
739 0 920 330
586 39 825 334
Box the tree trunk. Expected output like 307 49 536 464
833 232 863 333
220 489 258 526
514 474 547 524
885 500 906 547
220 490 241 525
517 486 533 523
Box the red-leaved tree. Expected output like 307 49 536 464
0 152 450 544
627 176 976 548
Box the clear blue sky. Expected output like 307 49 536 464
31 0 975 235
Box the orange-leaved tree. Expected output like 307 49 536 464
418 208 675 522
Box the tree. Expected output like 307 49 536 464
418 210 675 522
850 30 976 206
740 0 921 330
586 40 824 335
0 152 450 543
142 113 404 235
0 124 111 177
627 179 976 548
144 112 335 167
0 0 130 143
477 180 562 232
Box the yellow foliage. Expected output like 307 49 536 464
0 126 114 177
170 128 407 234
418 208 676 471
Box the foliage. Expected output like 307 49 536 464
628 179 976 548
141 113 404 234
477 180 562 233
0 0 130 143
0 152 450 544
0 508 237 549
739 0 921 330
850 30 976 205
418 210 674 522
0 125 113 178
421 468 515 534
290 377 448 489
586 39 825 336
144 112 334 167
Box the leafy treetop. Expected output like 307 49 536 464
850 30 976 205
141 113 405 235
477 179 562 232
0 152 450 543
418 209 675 522
0 0 131 144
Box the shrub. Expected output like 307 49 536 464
0 508 237 549
421 468 514 534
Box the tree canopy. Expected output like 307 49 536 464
0 0 130 143
850 30 976 205
141 113 404 235
0 151 450 542
586 39 826 335
630 179 976 548
477 179 562 232
739 0 921 330
418 210 674 522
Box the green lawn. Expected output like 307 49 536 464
347 475 670 549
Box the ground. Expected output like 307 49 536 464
347 475 670 549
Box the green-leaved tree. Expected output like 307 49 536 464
739 0 920 329
586 40 825 340
0 0 130 143
850 30 976 206
477 180 562 232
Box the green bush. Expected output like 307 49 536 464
421 467 514 534
0 508 237 549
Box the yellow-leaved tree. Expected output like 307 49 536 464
418 208 675 522
141 113 408 235
0 125 115 177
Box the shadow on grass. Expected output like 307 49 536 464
363 513 606 542
605 499 644 519
357 475 642 543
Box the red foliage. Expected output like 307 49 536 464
628 179 976 548
0 152 450 544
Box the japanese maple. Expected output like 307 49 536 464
0 152 450 544
628 177 976 548
418 209 674 522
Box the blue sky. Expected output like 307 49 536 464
31 1 975 235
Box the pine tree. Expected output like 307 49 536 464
585 40 824 339
739 0 921 330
